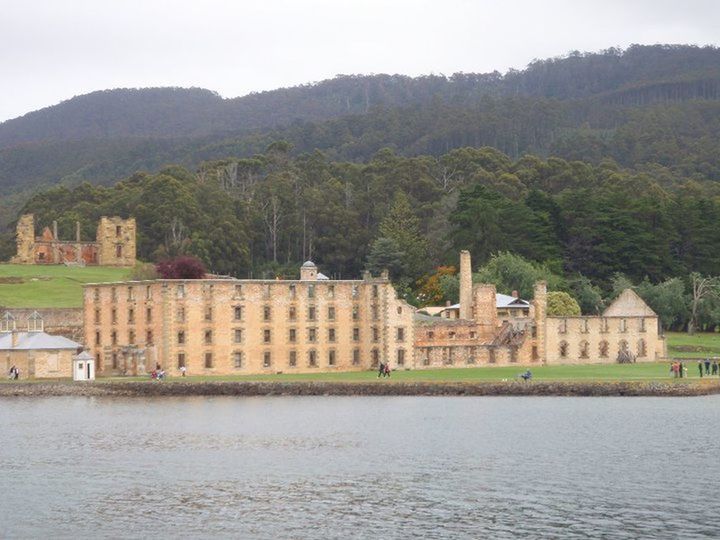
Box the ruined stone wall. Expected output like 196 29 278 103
545 315 663 364
0 308 84 342
96 217 136 267
10 214 34 264
84 275 414 377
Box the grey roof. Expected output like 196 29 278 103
74 350 94 361
496 294 530 309
317 272 329 280
0 331 81 351
302 260 316 268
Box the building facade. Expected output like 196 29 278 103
11 214 136 266
81 253 667 378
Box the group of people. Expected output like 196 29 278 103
150 363 166 381
7 365 20 380
697 358 720 377
377 362 391 378
670 361 687 378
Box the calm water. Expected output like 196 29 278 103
1 396 719 539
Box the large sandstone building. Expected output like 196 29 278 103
11 214 136 266
81 252 666 377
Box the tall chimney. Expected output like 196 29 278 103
76 221 81 242
52 220 58 240
459 250 472 320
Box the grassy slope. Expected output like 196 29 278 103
0 264 130 308
666 331 720 358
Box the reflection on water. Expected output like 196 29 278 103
1 396 719 538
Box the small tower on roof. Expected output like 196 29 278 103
300 260 318 281
27 311 44 333
1 312 16 333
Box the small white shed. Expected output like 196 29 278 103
73 351 95 381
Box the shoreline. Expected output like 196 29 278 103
1 379 719 397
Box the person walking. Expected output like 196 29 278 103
679 361 685 378
180 365 187 377
712 360 719 376
377 361 385 378
698 360 704 377
384 363 391 378
705 358 711 375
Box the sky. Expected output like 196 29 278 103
0 0 719 122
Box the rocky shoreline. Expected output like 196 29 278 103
1 380 719 397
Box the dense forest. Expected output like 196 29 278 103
1 44 720 226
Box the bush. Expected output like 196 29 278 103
547 291 581 316
156 256 206 279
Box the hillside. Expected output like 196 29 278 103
1 44 720 227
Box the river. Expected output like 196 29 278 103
1 396 719 539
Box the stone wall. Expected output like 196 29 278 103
0 348 74 379
10 214 34 264
96 217 136 266
0 308 84 342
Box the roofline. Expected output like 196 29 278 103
83 277 390 287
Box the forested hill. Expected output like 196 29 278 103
1 44 720 228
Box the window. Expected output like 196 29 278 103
233 351 243 368
559 341 568 358
397 306 402 315
308 284 315 299
328 285 335 299
579 340 589 359
423 349 431 366
234 284 243 299
328 350 336 366
397 327 405 341
397 349 405 366
205 352 213 369
308 306 316 321
352 305 359 320
328 328 336 342
637 339 647 358
95 331 101 346
581 319 589 333
289 350 297 367
308 350 317 367
352 349 360 366
111 331 117 346
234 306 243 321
146 307 152 323
559 319 567 334
427 331 434 339
263 305 271 321
371 349 380 367
640 318 646 332
129 330 135 344
599 340 609 358
128 308 135 324
93 288 100 302
111 287 117 302
112 352 118 369
177 331 185 345
620 319 627 333
308 328 317 342
373 285 378 298
176 284 185 299
289 306 297 321
176 307 185 323
289 328 297 343
289 284 296 298
353 327 360 341
328 306 336 321
116 225 122 237
204 306 212 322
146 285 152 300
449 331 456 340
146 330 153 344
263 284 271 299
111 308 117 324
263 329 271 343
204 330 212 345
470 331 477 339
234 329 243 343
372 305 379 320
263 352 271 368
600 318 609 333
116 245 122 258
127 286 134 301
445 347 454 365
177 353 186 368
94 309 101 324
372 327 379 342
352 285 359 298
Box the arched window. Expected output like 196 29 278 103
637 339 647 358
599 340 609 358
579 340 589 359
559 341 569 358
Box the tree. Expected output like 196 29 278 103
688 273 719 334
156 256 207 279
568 275 604 315
377 192 429 279
475 252 564 299
365 237 405 278
546 291 581 316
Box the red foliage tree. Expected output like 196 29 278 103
156 255 207 279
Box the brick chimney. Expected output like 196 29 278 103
459 250 473 319
11 329 18 348
512 290 519 298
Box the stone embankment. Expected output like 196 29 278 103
1 380 719 397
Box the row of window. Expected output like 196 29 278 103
558 339 647 358
558 318 647 334
94 282 385 303
176 348 407 369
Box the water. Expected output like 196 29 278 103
1 396 719 539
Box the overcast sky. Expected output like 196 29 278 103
0 0 718 122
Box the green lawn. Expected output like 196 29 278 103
100 361 715 384
0 264 130 308
666 331 720 359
